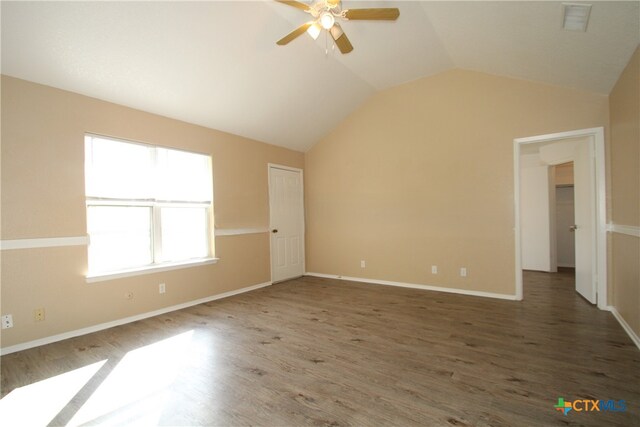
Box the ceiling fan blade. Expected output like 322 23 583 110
330 23 353 54
277 21 313 45
275 1 312 12
343 8 400 20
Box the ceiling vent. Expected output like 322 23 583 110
562 3 592 32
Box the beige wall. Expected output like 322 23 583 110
554 162 574 186
305 69 609 295
0 76 303 348
609 46 640 337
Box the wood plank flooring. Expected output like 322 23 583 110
1 270 639 426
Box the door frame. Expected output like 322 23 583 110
513 127 607 309
267 163 305 283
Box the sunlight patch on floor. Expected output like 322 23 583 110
67 330 194 426
0 360 107 426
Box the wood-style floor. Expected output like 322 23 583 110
1 270 638 426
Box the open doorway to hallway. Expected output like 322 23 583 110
514 127 607 309
555 162 575 271
521 157 580 296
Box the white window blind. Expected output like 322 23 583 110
85 135 213 275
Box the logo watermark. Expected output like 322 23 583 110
554 397 627 416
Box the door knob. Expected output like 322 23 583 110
569 225 578 232
272 229 278 233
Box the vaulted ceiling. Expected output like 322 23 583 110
2 1 638 152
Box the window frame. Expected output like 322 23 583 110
84 134 217 282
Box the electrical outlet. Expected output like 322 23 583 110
1 314 13 329
125 291 134 300
431 265 438 274
360 260 366 268
34 308 45 322
460 267 467 277
159 283 166 294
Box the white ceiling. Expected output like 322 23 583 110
2 1 638 152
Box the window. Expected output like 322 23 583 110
85 135 214 278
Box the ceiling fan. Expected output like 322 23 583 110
275 0 400 54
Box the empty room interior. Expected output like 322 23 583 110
1 1 639 426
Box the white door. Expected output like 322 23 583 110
269 166 305 283
573 140 597 303
555 186 576 268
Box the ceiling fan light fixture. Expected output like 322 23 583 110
307 22 321 40
320 12 335 29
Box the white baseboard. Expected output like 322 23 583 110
305 272 518 301
0 281 271 356
607 306 640 350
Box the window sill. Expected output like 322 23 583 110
86 258 219 283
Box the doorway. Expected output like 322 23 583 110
555 164 575 269
514 127 607 309
268 164 305 283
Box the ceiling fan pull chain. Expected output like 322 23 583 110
325 30 328 56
